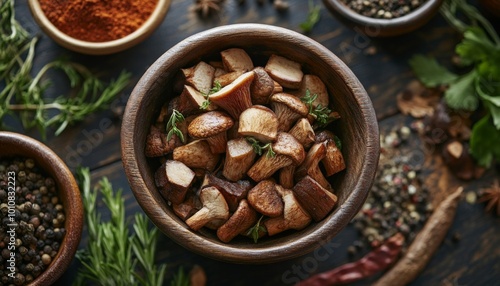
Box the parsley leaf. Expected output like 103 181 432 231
456 27 497 65
409 55 458 87
444 70 478 111
470 115 500 167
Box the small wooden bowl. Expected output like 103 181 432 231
323 0 444 37
27 0 171 55
121 24 379 264
0 132 83 285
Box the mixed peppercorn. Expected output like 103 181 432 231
0 158 66 285
341 0 426 19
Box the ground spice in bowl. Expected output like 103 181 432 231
341 0 427 19
38 0 159 42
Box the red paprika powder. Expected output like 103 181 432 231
39 0 158 42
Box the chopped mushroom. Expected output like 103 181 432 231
247 132 305 181
179 85 217 114
217 199 258 243
270 93 309 132
145 125 184 157
265 54 303 89
250 67 275 105
201 173 252 212
215 70 244 87
289 118 315 149
273 80 283 94
247 180 284 217
293 175 337 221
188 111 234 154
209 71 255 119
183 61 216 94
238 105 278 143
292 74 329 108
223 138 257 181
315 131 346 176
264 186 311 236
173 193 202 221
154 160 196 204
173 140 220 171
279 165 295 189
185 186 229 231
221 48 254 72
295 142 333 191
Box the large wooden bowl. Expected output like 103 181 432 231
323 0 444 37
0 132 83 285
121 24 379 264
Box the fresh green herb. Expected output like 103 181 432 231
200 80 222 110
246 215 266 243
0 0 130 139
75 167 184 286
166 109 186 143
334 135 342 151
246 137 276 158
300 0 321 33
409 0 500 167
170 267 190 286
301 89 332 127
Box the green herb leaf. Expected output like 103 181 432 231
200 80 222 110
476 79 500 129
166 109 185 143
246 137 276 158
409 55 458 87
300 0 321 33
470 115 500 167
456 27 497 66
444 70 478 111
170 267 190 286
334 135 342 151
301 89 332 127
246 215 266 243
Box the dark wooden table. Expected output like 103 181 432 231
10 0 500 285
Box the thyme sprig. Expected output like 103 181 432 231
246 215 266 243
200 80 222 110
246 137 276 158
301 89 332 127
75 168 189 286
0 0 130 138
166 109 186 143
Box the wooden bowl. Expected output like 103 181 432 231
323 0 444 37
479 0 500 17
27 0 171 55
0 132 83 285
121 24 379 264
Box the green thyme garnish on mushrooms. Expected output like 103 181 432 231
301 89 332 127
246 137 276 158
246 215 266 243
166 109 186 143
200 80 222 110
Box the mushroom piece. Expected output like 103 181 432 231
273 80 283 94
264 186 312 236
217 199 258 243
223 138 256 181
183 61 215 94
279 165 295 189
188 111 234 154
247 132 305 181
293 175 337 222
145 125 184 157
315 131 346 176
250 67 275 105
291 74 329 108
265 54 303 89
173 193 202 221
295 142 332 191
270 93 309 132
201 173 252 212
247 180 284 217
185 186 229 231
209 71 255 119
289 118 315 149
173 140 220 171
221 48 254 72
238 105 278 143
178 85 217 114
161 160 197 204
215 70 244 87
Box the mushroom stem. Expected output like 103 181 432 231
206 132 228 154
209 72 255 119
247 155 293 182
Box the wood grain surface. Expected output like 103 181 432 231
7 0 500 285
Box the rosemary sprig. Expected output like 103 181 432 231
301 89 332 127
0 0 130 138
246 215 266 243
170 267 190 286
246 137 276 158
166 109 186 143
75 168 189 286
300 0 321 33
200 80 222 110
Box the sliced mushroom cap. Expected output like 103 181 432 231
184 61 216 94
188 111 234 154
293 175 337 222
272 132 306 165
265 54 303 89
162 160 197 204
221 48 254 72
238 105 278 143
270 93 309 132
209 71 255 119
185 186 229 231
250 67 275 105
289 118 315 149
292 74 329 108
201 173 252 212
295 142 332 191
223 138 256 182
217 199 258 243
247 180 284 217
173 140 220 171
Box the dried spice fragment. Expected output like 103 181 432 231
479 179 500 215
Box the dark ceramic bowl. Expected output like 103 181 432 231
121 24 379 264
323 0 444 37
0 131 83 285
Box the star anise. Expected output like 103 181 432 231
479 179 500 215
193 0 224 18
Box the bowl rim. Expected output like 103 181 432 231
27 0 171 55
0 131 83 284
121 23 379 263
322 0 444 36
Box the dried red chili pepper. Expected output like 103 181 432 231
296 233 405 286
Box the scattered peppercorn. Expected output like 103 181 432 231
0 157 66 285
341 0 426 19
